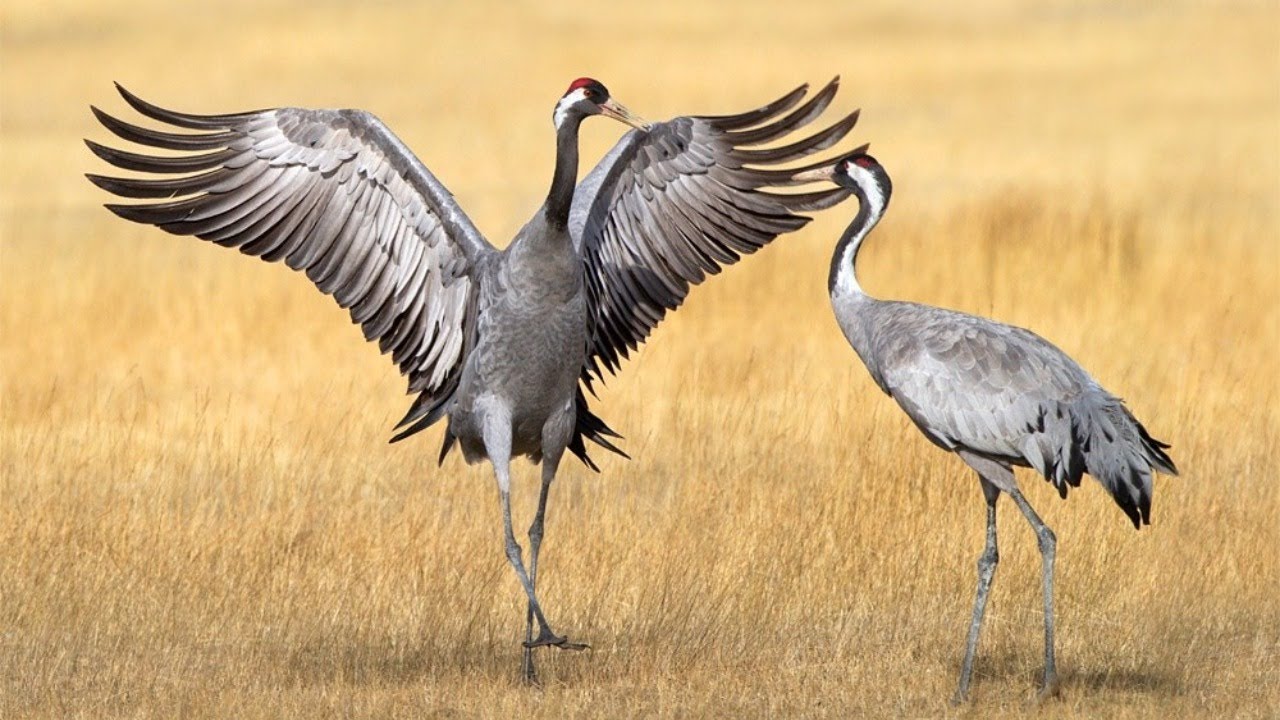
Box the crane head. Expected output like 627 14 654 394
553 77 650 132
791 144 892 209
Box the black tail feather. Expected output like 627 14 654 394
1080 402 1177 529
1135 418 1179 476
388 385 628 472
569 387 629 472
388 393 449 444
437 429 457 466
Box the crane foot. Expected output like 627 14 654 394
523 629 589 651
1034 674 1061 704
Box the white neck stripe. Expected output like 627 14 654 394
833 164 884 298
553 87 590 130
847 164 884 219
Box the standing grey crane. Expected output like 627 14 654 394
792 153 1178 702
86 78 859 682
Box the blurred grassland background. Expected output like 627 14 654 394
2 0 1278 717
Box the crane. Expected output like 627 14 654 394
86 78 860 682
791 152 1178 702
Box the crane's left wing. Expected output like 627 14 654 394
85 84 496 443
570 78 858 387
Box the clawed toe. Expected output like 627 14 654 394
523 630 589 651
523 630 564 649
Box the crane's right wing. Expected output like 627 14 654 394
570 78 858 388
86 84 496 439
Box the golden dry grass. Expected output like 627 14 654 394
2 1 1278 717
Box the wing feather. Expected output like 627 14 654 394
874 303 1093 477
86 85 497 439
571 78 859 383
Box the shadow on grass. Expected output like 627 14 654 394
1066 667 1182 695
271 630 662 693
960 649 1182 697
277 634 513 686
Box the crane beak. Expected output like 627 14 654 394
599 99 651 131
789 164 837 184
791 143 873 184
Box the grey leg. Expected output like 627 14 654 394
522 451 569 684
497 478 567 647
1008 487 1061 701
528 453 560 597
953 479 1001 705
482 408 577 686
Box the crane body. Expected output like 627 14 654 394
794 153 1178 702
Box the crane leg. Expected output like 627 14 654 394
522 450 572 684
953 479 1001 705
483 412 580 686
1008 487 1061 702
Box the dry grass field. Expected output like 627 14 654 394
2 1 1278 717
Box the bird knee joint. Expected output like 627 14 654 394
977 550 999 574
505 540 524 564
1038 529 1057 555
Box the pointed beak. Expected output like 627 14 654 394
599 99 651 131
789 164 838 184
792 144 872 184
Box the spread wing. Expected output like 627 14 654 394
569 78 858 386
86 84 496 438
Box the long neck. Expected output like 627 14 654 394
543 116 582 229
827 188 883 299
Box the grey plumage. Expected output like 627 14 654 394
87 78 860 682
87 90 485 419
570 79 852 385
797 152 1178 702
856 303 1176 527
